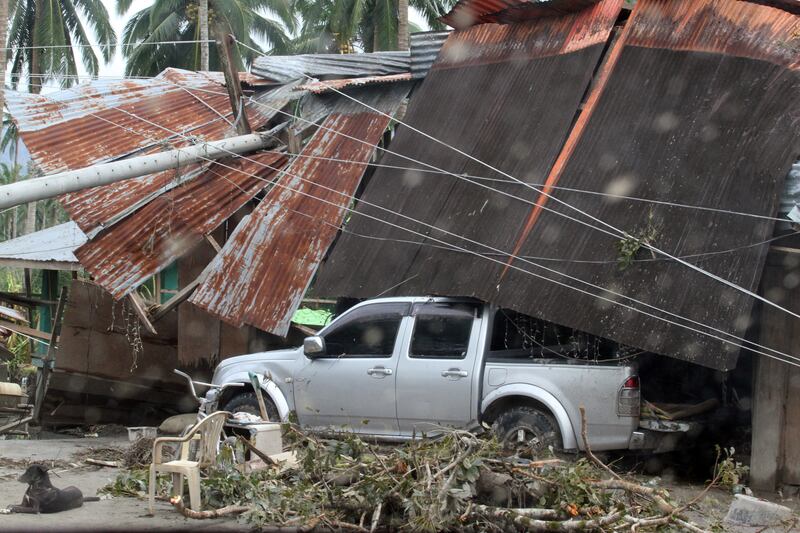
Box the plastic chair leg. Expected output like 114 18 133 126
148 465 156 514
171 473 183 497
187 470 201 511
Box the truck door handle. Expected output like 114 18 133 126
441 369 468 378
367 367 393 376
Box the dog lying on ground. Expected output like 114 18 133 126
8 464 99 513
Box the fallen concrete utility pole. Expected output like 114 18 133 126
0 132 271 210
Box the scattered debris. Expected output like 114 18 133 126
99 425 743 532
724 494 794 527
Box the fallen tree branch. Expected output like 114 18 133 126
480 508 624 531
579 406 621 480
237 434 277 466
169 496 248 519
84 458 121 468
473 504 562 520
591 479 674 514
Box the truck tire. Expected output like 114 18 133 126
493 406 560 457
223 391 280 422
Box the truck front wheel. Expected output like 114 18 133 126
493 406 560 457
223 391 279 422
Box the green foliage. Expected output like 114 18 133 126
293 0 455 53
616 210 661 270
99 468 171 497
7 0 116 91
118 0 295 77
713 446 749 489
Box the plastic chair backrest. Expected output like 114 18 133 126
193 411 229 467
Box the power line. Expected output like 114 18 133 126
0 40 215 52
10 72 790 224
289 70 800 322
262 149 792 224
88 105 800 369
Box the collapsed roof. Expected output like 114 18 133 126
316 0 800 371
5 0 799 371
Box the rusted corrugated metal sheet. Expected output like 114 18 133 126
190 85 411 336
6 68 285 236
75 152 287 299
316 0 800 371
442 0 601 29
296 73 413 94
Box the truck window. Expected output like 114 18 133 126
410 303 476 359
323 303 409 357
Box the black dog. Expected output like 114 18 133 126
9 464 98 514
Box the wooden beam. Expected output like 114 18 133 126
33 286 68 424
0 292 57 307
127 292 158 336
205 234 222 253
150 277 201 323
216 30 251 134
0 319 50 340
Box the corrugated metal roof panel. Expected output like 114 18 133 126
75 152 288 299
0 221 86 269
251 51 411 83
190 85 411 335
6 68 287 236
317 0 800 371
296 73 413 94
442 0 601 29
410 31 450 78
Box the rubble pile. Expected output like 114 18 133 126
102 425 741 532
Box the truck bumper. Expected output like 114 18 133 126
628 419 703 453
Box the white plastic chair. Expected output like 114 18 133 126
148 411 230 513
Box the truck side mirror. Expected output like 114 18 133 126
303 336 326 358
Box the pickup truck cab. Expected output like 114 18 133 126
206 297 664 452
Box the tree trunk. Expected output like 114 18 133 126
0 0 7 115
199 0 209 71
397 0 409 50
25 0 45 233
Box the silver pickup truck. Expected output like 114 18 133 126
204 297 682 453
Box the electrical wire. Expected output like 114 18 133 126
277 69 800 321
87 106 800 370
9 73 791 224
0 40 215 52
8 79 793 366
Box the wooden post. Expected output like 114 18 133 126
32 286 68 424
215 31 251 135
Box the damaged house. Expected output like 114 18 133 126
0 0 798 492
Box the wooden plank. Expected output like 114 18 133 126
33 287 68 423
0 292 56 307
0 319 50 341
127 292 158 335
215 31 251 135
150 278 201 323
178 240 220 364
205 234 222 253
751 251 798 489
782 366 800 484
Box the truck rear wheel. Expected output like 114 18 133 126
223 391 279 422
493 406 560 458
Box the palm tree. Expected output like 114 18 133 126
118 0 296 77
7 0 116 93
293 0 453 54
6 0 116 235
